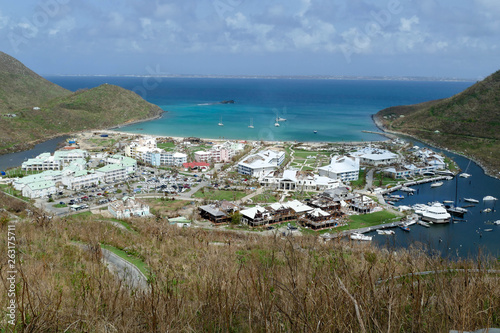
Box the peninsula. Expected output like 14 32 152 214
0 52 163 156
374 69 500 177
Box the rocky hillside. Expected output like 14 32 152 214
0 52 163 155
375 70 500 175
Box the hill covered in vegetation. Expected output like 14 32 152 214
0 52 163 155
0 192 499 332
374 70 500 176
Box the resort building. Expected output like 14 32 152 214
53 149 89 165
61 170 101 190
351 147 398 166
21 180 57 199
13 171 62 191
108 197 150 219
318 156 360 182
135 148 187 167
106 154 138 174
95 164 127 183
198 201 239 224
237 150 286 178
21 153 61 171
194 145 232 163
260 169 342 191
240 200 313 227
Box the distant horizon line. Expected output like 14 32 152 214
41 73 477 82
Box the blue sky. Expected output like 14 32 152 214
1 0 498 78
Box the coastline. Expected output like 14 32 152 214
371 114 500 180
0 111 165 158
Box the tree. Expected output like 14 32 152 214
230 212 242 225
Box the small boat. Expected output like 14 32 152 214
313 130 317 134
443 200 455 204
400 187 416 193
248 118 254 129
399 225 410 232
483 196 498 201
404 219 417 226
276 117 287 122
460 160 472 178
391 194 404 200
493 220 500 225
218 116 224 126
417 220 431 228
464 198 479 203
377 229 395 235
274 122 280 127
430 181 443 188
482 208 492 213
350 232 372 241
484 229 493 232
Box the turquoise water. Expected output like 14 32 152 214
47 77 473 142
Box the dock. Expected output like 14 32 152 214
378 176 451 195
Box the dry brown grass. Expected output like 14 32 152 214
1 212 499 332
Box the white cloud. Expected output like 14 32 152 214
399 16 420 32
0 11 9 29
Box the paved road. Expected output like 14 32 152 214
101 248 149 291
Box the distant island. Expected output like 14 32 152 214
374 69 500 177
47 73 476 82
0 51 163 156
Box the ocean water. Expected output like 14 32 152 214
47 76 473 142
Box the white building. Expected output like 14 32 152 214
13 171 62 191
62 170 101 190
351 147 398 166
318 156 360 182
237 150 285 177
21 180 57 199
260 169 341 191
21 153 61 171
53 149 89 165
194 145 231 163
107 154 137 174
95 164 127 183
108 197 150 219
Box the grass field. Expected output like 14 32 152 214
337 210 401 231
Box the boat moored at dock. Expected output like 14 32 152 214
350 232 373 241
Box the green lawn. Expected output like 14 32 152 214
193 189 247 201
251 191 279 203
157 142 176 151
336 211 401 232
100 244 149 277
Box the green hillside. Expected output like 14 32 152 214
0 51 69 111
0 52 163 155
375 70 500 175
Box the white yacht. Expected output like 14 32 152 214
459 173 471 178
377 229 395 235
464 198 479 203
350 232 372 241
420 203 451 224
248 118 254 129
430 181 443 188
483 196 498 201
218 116 224 126
274 122 280 127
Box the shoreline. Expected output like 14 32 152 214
371 114 500 181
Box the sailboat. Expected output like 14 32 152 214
248 118 254 129
218 116 224 126
459 160 471 178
